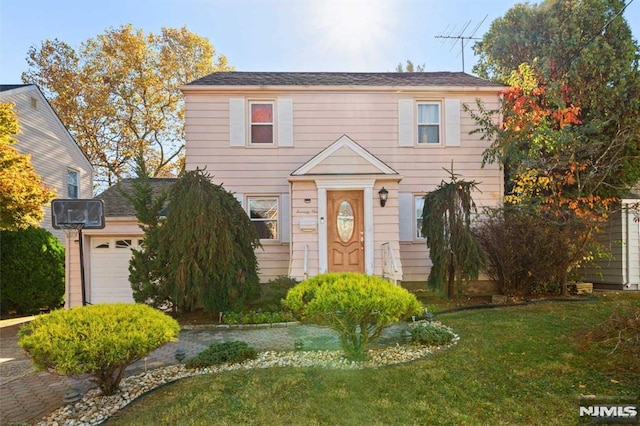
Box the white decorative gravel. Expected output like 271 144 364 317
38 330 459 425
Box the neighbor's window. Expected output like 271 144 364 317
417 102 441 145
415 195 425 239
67 169 79 198
250 102 274 144
248 197 278 239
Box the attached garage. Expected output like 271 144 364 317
61 178 178 307
89 237 143 304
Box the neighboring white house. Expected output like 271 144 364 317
582 183 640 290
0 84 94 243
67 71 504 307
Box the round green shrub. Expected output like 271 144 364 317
18 303 180 395
222 310 294 325
185 341 257 369
283 273 423 361
0 227 65 315
408 321 456 346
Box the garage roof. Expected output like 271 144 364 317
94 178 177 217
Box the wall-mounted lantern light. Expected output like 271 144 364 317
378 187 389 207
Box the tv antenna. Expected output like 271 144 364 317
435 15 488 73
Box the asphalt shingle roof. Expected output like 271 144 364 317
0 84 32 92
94 178 177 217
187 72 504 88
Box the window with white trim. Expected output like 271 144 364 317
415 195 425 239
67 169 79 198
248 197 279 240
249 101 274 144
417 102 441 145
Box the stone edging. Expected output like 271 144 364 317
180 321 301 331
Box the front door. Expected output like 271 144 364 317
327 190 364 273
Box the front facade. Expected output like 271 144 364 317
182 72 504 286
66 72 505 307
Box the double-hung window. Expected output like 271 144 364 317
249 102 274 144
417 102 441 145
67 169 79 198
248 197 279 240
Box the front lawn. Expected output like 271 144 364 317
107 292 639 425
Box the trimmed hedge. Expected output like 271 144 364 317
0 227 65 315
186 341 257 369
18 303 179 395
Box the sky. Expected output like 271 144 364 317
1 0 639 83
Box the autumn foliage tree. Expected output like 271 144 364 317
22 25 232 188
473 0 640 198
0 102 55 230
469 64 614 294
469 1 639 294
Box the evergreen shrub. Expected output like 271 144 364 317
222 310 294 325
0 227 65 315
185 341 257 369
18 303 179 395
408 321 456 346
283 273 423 361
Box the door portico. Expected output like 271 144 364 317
288 135 402 279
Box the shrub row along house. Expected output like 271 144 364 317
62 72 504 306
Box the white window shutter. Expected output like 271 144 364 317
398 193 414 241
445 99 460 147
398 99 414 147
233 193 244 209
280 194 290 242
229 98 245 146
277 98 293 147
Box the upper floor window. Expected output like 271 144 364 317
250 102 274 144
417 102 441 145
248 197 279 240
67 169 79 198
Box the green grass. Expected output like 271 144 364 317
107 293 639 425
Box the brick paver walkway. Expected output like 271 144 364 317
0 320 348 425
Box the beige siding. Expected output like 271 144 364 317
372 180 402 278
255 243 290 282
289 181 319 280
184 89 502 283
581 203 640 288
66 236 83 308
0 86 93 244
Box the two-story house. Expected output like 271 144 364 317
181 72 504 287
71 72 504 307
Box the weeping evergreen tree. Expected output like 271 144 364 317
421 166 486 298
158 169 261 312
126 155 171 308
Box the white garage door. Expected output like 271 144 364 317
90 237 142 304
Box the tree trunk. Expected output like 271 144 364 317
448 252 456 299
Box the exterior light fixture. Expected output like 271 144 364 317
175 348 186 363
64 388 82 416
378 187 389 207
